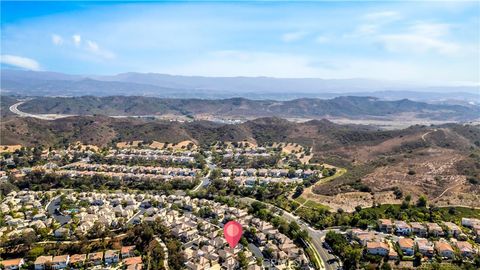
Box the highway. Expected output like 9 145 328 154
239 197 342 270
9 100 74 120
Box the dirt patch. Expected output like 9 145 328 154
301 190 400 212
273 142 313 163
0 144 22 153
69 141 99 151
116 140 143 148
361 147 479 208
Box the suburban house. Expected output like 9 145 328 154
443 222 462 237
51 255 69 269
34 256 53 270
366 241 390 256
54 227 70 238
123 256 143 270
104 250 120 264
121 246 136 258
416 238 434 257
410 222 427 237
378 219 394 233
69 254 86 269
394 220 412 235
461 218 480 228
88 252 103 266
398 238 415 256
427 223 444 237
435 241 455 259
0 258 25 270
455 241 475 258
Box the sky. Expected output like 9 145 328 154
1 1 479 84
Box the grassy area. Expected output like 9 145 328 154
293 166 346 211
358 204 480 225
294 196 307 204
318 167 347 184
304 200 330 210
437 206 480 222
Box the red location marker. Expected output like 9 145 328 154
224 221 243 248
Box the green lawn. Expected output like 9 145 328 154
319 167 347 184
294 196 307 204
304 199 330 210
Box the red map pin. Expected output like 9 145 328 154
223 220 243 248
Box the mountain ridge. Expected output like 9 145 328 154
2 69 478 102
9 95 479 122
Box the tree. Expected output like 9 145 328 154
380 262 392 270
417 196 428 207
238 251 248 269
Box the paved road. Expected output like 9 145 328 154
9 100 74 120
248 243 264 259
46 196 72 225
240 197 341 270
193 177 211 192
127 208 147 225
192 153 215 192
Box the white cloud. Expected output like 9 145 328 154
281 31 308 42
353 24 379 36
409 23 452 38
72 34 81 46
364 11 400 21
51 34 63 46
378 22 461 55
379 34 460 55
347 10 401 38
0 54 40 70
158 50 466 82
85 39 115 59
315 36 330 44
164 50 320 77
86 40 99 52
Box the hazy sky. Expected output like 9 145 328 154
1 1 479 84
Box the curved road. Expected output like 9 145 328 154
46 196 72 225
240 197 341 270
9 100 74 120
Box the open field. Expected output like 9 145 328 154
0 144 22 153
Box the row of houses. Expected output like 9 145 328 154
377 219 479 241
105 153 195 163
221 168 318 178
45 169 197 183
111 148 195 156
223 153 273 159
220 147 270 154
351 228 479 261
230 176 303 186
1 246 140 270
63 162 199 176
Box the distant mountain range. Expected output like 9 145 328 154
1 69 478 103
9 95 480 122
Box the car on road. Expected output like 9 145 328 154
322 241 331 249
327 258 338 264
